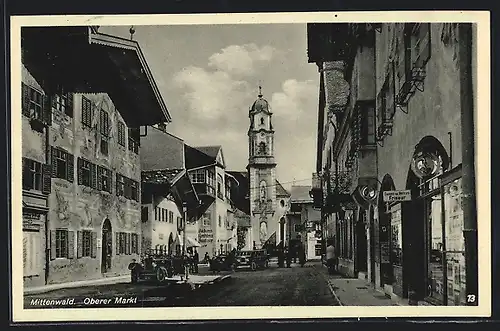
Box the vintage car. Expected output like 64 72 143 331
235 249 269 271
209 254 235 273
128 251 187 283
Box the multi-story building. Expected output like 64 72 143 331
184 145 237 258
21 26 170 287
287 185 321 260
140 126 200 256
308 23 477 306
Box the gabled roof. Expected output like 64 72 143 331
275 180 291 197
184 145 217 170
21 26 171 127
290 185 313 203
141 127 185 171
195 145 225 168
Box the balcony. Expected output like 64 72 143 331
193 182 216 197
322 170 356 212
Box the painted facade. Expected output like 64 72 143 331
21 26 170 288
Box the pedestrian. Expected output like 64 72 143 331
326 240 336 275
285 246 292 268
193 249 199 274
204 252 210 264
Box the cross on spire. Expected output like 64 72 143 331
258 80 263 97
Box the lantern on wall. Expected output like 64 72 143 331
411 150 442 179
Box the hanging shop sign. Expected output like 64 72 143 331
383 190 412 202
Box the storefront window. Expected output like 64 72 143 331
444 177 466 305
390 205 403 266
426 194 444 303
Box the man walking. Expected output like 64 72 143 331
326 239 336 275
193 249 199 274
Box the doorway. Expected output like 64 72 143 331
356 211 368 273
101 219 112 274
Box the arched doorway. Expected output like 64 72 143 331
355 209 368 276
402 135 450 303
377 174 396 288
101 219 112 274
168 233 174 255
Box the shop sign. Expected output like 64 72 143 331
198 228 214 243
383 190 412 202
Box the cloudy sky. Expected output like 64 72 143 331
101 24 319 190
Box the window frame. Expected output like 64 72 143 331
23 158 42 191
55 229 69 259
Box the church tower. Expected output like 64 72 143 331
247 86 277 250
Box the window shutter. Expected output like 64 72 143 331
67 93 74 117
115 232 120 255
107 170 113 194
43 94 52 125
136 181 140 202
77 158 82 185
50 230 56 260
97 166 103 191
90 164 97 189
115 173 119 194
66 153 74 182
42 164 52 194
67 231 75 259
77 231 83 258
51 147 57 176
21 83 30 116
126 233 131 255
91 232 97 258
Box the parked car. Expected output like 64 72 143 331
209 254 235 273
235 249 269 271
128 252 186 283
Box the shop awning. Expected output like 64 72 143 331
174 234 201 248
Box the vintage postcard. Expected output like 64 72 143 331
10 11 491 322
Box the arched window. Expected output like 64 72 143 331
260 117 264 125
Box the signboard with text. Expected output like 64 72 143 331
383 190 412 202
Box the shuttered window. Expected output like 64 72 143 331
50 229 75 259
21 83 43 120
22 158 42 191
117 122 126 147
116 174 126 196
77 157 97 188
76 230 97 258
97 166 112 193
51 147 74 182
52 88 74 118
81 97 93 128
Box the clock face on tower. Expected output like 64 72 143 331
260 132 265 137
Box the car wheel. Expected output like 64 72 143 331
251 261 257 271
156 267 166 282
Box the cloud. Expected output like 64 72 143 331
171 45 318 180
207 43 277 76
271 79 319 187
